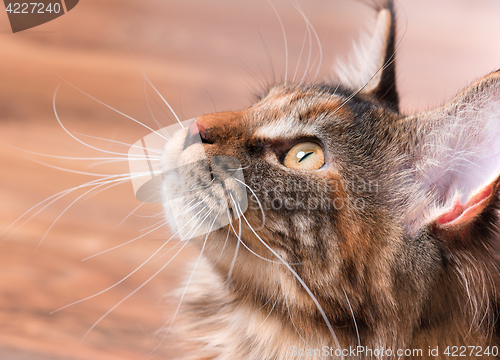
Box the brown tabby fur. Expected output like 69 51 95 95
161 2 500 359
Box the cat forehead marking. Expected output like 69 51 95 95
253 90 349 140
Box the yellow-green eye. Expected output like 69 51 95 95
283 142 325 170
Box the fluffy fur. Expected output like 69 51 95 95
160 2 500 359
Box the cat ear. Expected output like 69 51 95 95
430 176 500 247
335 2 399 111
407 71 500 248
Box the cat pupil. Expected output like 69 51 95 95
297 151 313 163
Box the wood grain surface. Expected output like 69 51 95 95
1 0 500 359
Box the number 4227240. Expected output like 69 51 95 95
5 3 62 14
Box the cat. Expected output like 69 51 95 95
130 1 500 359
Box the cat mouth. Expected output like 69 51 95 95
162 154 248 240
128 119 248 241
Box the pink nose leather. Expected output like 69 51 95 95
188 120 207 141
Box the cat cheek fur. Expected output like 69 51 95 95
160 1 500 359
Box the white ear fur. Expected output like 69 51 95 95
334 9 392 93
406 72 500 232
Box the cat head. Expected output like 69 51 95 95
133 1 500 344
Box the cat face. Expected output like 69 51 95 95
154 1 500 348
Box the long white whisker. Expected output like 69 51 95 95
342 286 360 348
284 296 322 359
78 234 193 344
52 227 181 314
233 178 265 230
266 0 288 85
297 5 312 85
0 141 139 162
76 132 164 156
124 43 183 128
215 222 232 263
142 62 169 131
25 157 139 178
237 206 341 351
52 78 170 140
292 4 309 84
52 85 163 159
226 202 241 282
293 1 323 82
84 197 205 261
37 177 131 249
118 200 146 227
228 193 278 264
155 206 218 350
139 218 169 233
1 173 131 238
149 199 214 264
86 159 134 168
256 297 278 330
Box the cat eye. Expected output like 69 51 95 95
283 142 325 170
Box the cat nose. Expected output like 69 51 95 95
183 119 211 149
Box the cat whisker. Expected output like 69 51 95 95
118 200 146 227
233 178 265 229
215 220 232 264
86 158 134 168
0 141 139 162
238 3 277 85
155 206 219 350
293 0 323 83
132 59 184 129
227 165 251 171
266 0 288 85
77 234 194 345
227 193 279 264
143 72 171 131
149 199 217 265
342 286 361 348
37 176 133 249
293 1 313 86
256 296 279 330
53 223 181 314
1 173 133 239
138 218 167 233
52 78 170 139
53 86 160 158
24 157 138 178
284 296 324 359
291 1 309 84
236 204 342 351
78 205 217 344
76 132 164 156
226 201 241 282
125 41 180 130
87 198 206 261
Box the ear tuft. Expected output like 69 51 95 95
430 176 500 247
334 1 399 111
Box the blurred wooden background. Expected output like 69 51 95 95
1 0 500 359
